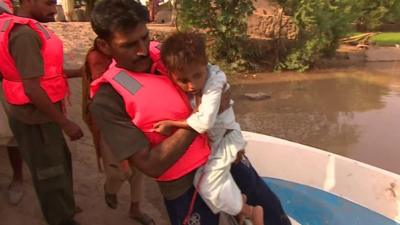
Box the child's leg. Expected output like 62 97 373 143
100 137 126 209
128 165 154 225
128 165 144 204
7 146 24 205
238 195 264 225
194 131 245 215
7 146 23 182
231 157 291 225
195 165 243 215
164 186 220 225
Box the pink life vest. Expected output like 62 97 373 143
91 42 210 181
0 14 67 105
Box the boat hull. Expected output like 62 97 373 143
243 131 400 225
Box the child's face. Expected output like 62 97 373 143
170 62 207 95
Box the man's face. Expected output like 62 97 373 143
103 22 152 73
170 62 208 95
30 0 57 22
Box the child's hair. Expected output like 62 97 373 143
161 32 208 73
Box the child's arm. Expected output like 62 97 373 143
87 50 112 80
186 66 228 134
153 120 190 136
153 66 228 136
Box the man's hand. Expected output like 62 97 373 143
61 119 84 141
219 85 231 114
153 120 174 136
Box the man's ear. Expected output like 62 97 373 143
96 38 112 56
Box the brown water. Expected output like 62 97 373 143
232 63 400 174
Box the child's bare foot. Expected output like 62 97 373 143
237 195 248 224
7 180 24 205
251 206 264 225
237 194 264 225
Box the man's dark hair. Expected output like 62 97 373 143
161 32 208 73
90 0 149 41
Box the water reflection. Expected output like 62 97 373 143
232 74 400 174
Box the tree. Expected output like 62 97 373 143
353 0 400 31
275 0 359 71
85 0 96 20
178 0 254 69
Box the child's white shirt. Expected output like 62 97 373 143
186 64 242 151
187 64 246 215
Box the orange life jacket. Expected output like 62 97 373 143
0 14 68 105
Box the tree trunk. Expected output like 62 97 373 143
170 0 178 26
85 0 96 21
61 0 75 21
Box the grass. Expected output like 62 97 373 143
347 32 400 46
370 32 400 46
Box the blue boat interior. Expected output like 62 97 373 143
263 178 399 225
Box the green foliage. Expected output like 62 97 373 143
176 0 400 72
384 1 400 24
178 0 254 70
275 0 358 71
353 0 400 30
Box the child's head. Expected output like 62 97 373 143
161 32 208 95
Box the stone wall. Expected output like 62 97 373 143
248 0 297 40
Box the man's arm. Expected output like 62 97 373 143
153 119 190 136
131 128 197 177
90 84 198 178
22 79 83 140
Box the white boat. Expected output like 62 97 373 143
243 131 400 225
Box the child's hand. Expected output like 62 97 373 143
153 121 174 136
219 86 231 114
233 150 245 164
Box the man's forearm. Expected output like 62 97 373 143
23 79 67 125
130 128 198 178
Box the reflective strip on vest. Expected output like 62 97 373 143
112 71 142 95
1 19 10 32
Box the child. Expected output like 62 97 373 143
82 37 112 171
155 32 264 225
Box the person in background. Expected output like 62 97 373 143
0 0 83 224
0 0 24 207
